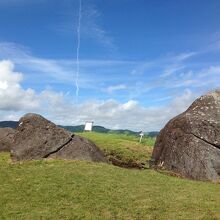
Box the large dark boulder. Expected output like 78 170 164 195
11 113 107 163
150 89 220 181
0 128 15 152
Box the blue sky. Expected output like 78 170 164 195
0 0 220 131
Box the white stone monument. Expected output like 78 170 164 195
139 131 144 143
84 121 94 132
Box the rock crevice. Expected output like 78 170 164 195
190 132 220 150
43 134 75 158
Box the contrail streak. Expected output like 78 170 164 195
75 0 82 100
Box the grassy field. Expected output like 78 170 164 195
0 133 220 220
77 132 155 168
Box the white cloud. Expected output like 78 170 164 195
0 59 69 113
45 89 196 131
0 42 134 90
0 60 39 111
122 100 138 110
175 52 197 61
53 1 115 50
81 3 116 50
0 42 218 131
199 66 220 77
0 81 8 90
2 42 218 99
165 66 220 89
106 84 127 93
169 89 196 114
161 65 185 77
0 61 197 131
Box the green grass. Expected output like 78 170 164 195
0 153 220 220
77 132 155 168
0 133 220 219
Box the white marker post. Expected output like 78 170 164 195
139 131 144 143
84 121 94 132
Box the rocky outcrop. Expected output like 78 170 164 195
150 89 220 181
0 128 15 152
11 113 107 163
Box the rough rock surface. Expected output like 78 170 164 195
0 128 15 152
150 89 220 181
11 113 107 163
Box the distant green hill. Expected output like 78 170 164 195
0 121 158 137
0 121 18 129
59 125 109 133
60 125 140 136
147 131 159 137
59 126 159 137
